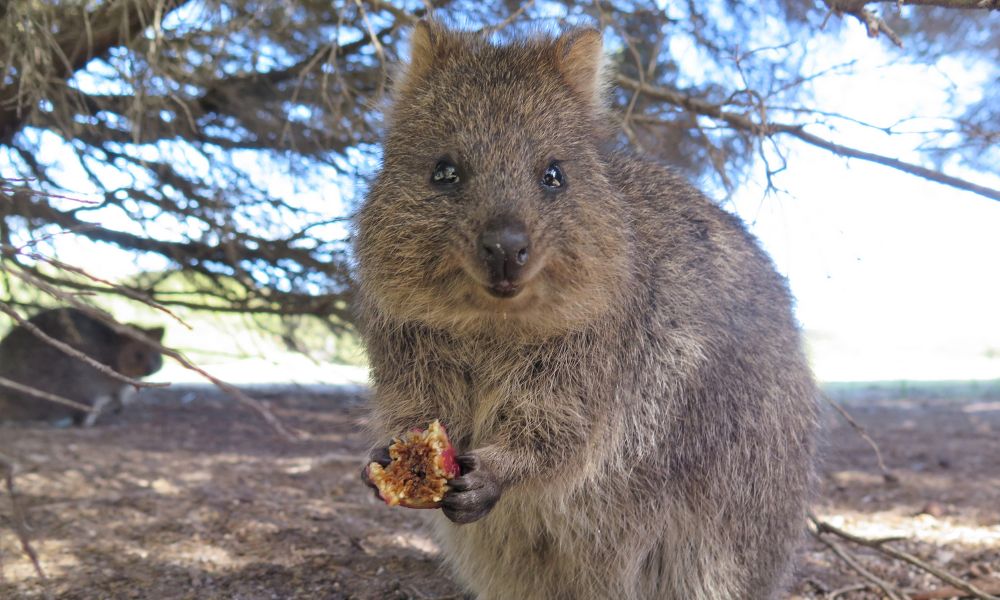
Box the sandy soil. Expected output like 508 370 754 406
1 383 998 599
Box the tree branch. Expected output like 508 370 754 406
897 0 999 6
616 75 1000 202
0 375 92 413
783 127 1000 201
811 514 1000 600
5 189 353 293
0 453 48 585
823 0 904 47
7 263 351 320
822 0 999 48
822 393 898 483
810 525 908 600
0 0 187 144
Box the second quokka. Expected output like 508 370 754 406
356 22 819 599
0 307 164 426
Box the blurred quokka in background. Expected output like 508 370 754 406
0 307 164 426
355 21 819 600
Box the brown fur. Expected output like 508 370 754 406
0 307 164 425
355 21 818 599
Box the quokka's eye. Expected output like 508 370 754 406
431 160 460 186
541 162 564 189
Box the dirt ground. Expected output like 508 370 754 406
1 382 998 599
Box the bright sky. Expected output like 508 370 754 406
4 17 997 384
732 145 1000 382
725 25 1000 382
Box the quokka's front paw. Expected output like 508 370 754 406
442 454 502 524
361 446 392 499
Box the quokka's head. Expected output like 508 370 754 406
356 22 631 337
115 326 165 378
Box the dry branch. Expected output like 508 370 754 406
0 0 185 143
3 190 353 319
811 514 1000 600
0 376 92 413
810 517 908 600
822 392 898 483
158 349 309 442
893 0 999 6
827 583 869 598
911 580 1000 600
0 452 47 583
615 75 1000 203
823 0 1000 47
12 250 193 331
822 0 904 47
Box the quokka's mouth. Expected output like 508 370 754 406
484 281 522 299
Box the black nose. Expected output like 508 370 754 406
478 218 531 288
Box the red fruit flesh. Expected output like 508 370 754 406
366 420 459 508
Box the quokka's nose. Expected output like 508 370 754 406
478 219 531 286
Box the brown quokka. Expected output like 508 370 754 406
355 21 818 600
0 307 164 426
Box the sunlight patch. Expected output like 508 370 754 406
818 511 1000 548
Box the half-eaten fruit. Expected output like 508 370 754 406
365 420 460 508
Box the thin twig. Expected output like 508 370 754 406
5 225 100 250
911 581 1000 600
0 376 92 412
159 348 308 441
827 583 868 599
482 0 536 33
403 585 466 600
811 515 1000 600
809 520 908 600
823 0 904 48
0 452 47 583
822 392 898 483
0 179 100 205
10 249 193 331
353 0 387 98
619 30 648 153
615 75 1000 202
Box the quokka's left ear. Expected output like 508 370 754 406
133 325 165 341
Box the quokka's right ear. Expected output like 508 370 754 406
396 20 444 96
554 28 608 110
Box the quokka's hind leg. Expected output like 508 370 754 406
78 394 113 427
113 386 137 414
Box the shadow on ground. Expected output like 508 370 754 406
1 382 998 599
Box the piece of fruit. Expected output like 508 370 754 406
365 419 459 508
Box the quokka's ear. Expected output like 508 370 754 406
554 28 608 108
396 20 444 96
129 325 165 342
